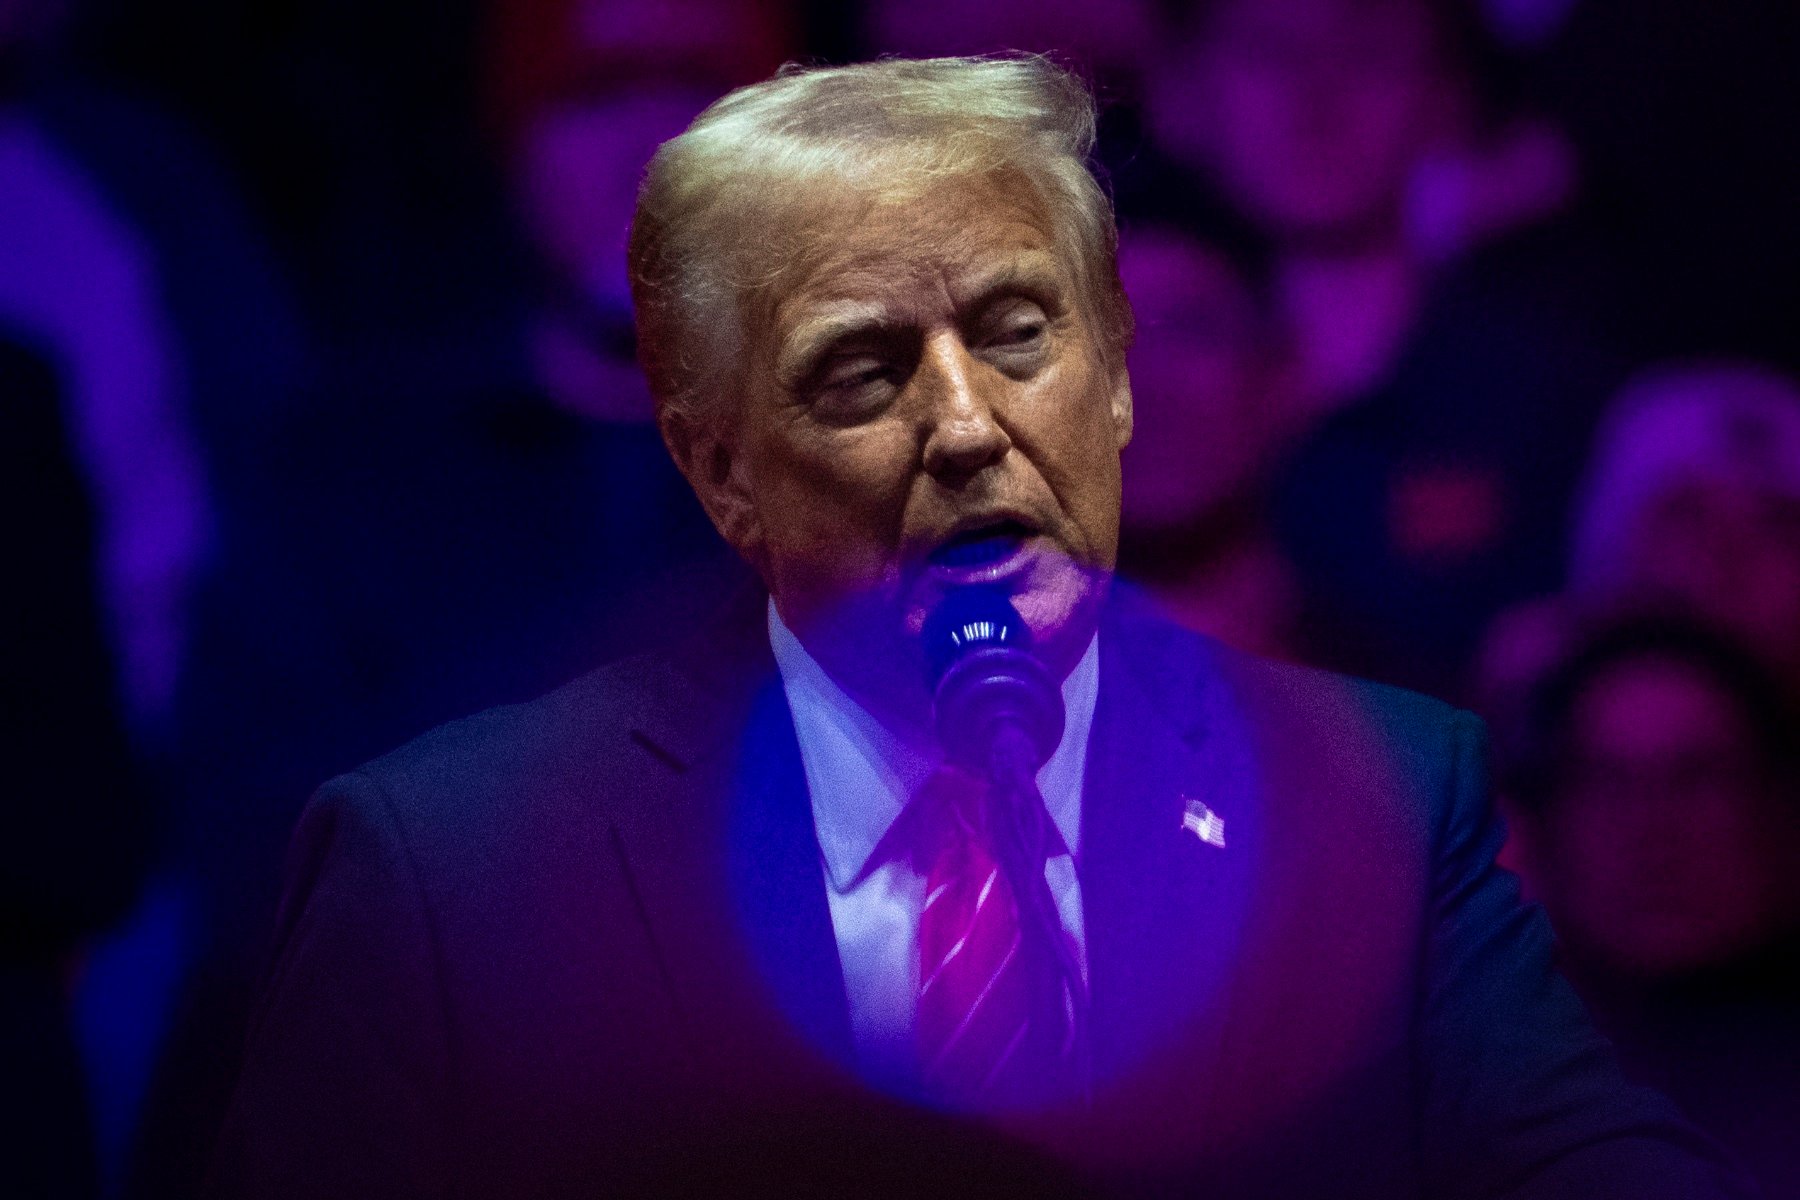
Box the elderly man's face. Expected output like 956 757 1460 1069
689 171 1132 707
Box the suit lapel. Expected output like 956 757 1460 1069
607 590 854 1093
723 676 857 1067
1079 599 1261 1139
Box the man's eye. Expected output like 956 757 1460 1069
980 300 1052 358
822 360 894 390
995 319 1045 347
808 357 900 422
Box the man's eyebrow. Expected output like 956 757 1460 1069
957 255 1068 312
776 301 892 384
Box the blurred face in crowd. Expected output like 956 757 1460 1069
1535 654 1794 979
500 0 792 307
1117 228 1283 530
680 170 1133 714
512 85 715 420
1629 480 1800 675
1162 0 1457 242
516 86 712 317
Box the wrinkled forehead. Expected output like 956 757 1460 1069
774 170 1064 298
728 162 1081 355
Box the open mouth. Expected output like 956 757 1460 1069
928 520 1036 570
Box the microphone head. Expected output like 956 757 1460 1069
924 589 1065 772
922 587 1033 690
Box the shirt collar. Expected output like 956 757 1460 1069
769 600 1099 892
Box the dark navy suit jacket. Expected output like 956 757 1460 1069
208 592 1748 1198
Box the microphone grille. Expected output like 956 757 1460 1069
922 588 1031 689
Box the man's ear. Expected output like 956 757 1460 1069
661 408 764 565
1109 371 1134 450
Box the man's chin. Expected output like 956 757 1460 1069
1011 573 1110 674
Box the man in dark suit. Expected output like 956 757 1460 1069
210 58 1748 1197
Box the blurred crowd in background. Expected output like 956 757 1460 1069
2 0 1796 1195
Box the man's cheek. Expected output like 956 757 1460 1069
795 524 899 588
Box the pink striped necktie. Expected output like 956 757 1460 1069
912 765 1084 1112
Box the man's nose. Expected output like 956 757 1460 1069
918 332 1011 483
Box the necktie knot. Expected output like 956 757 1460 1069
907 763 1065 876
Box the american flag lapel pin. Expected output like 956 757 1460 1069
1180 796 1227 849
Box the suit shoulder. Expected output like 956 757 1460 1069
1110 603 1466 746
1215 640 1468 743
341 651 679 830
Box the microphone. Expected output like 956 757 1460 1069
924 589 1088 1085
923 588 1065 785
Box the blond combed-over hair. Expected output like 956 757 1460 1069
627 55 1132 432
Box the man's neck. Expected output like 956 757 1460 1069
766 597 1099 755
768 601 936 748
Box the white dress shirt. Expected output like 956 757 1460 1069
768 602 1099 1085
